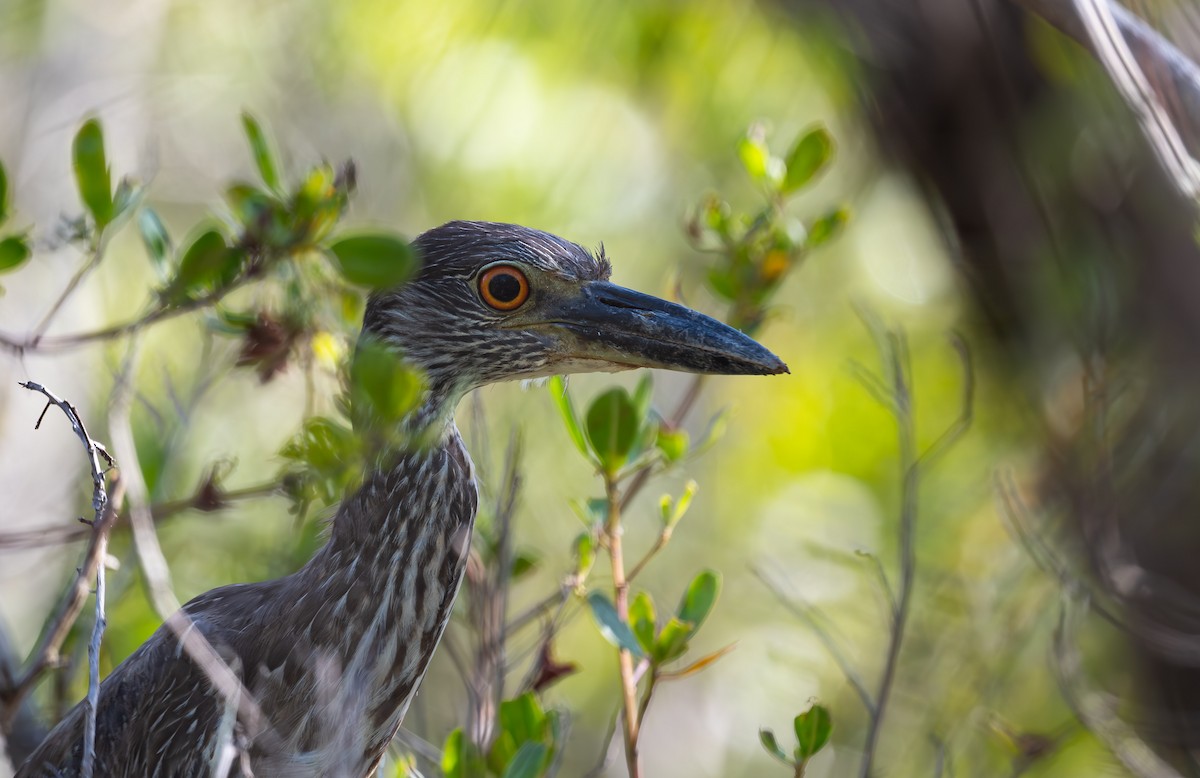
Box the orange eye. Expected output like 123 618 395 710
479 265 530 311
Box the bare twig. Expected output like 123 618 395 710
849 321 975 778
31 234 107 341
465 433 521 748
106 337 278 751
753 565 877 717
0 383 121 740
0 480 282 551
0 275 254 355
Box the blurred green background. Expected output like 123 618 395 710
0 0 1148 775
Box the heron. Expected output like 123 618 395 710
17 220 786 777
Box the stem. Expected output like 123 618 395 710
858 356 918 778
605 475 641 778
32 234 106 339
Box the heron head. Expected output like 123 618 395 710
363 221 787 397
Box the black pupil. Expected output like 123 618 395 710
488 272 522 303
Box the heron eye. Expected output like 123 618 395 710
479 265 530 311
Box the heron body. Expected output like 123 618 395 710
17 221 785 777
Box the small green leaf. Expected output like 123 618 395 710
72 119 113 228
629 592 657 655
442 728 486 778
655 427 689 464
737 128 771 183
585 387 639 474
759 728 792 766
501 741 548 778
0 235 30 273
138 208 172 280
677 569 720 635
572 532 595 577
632 373 654 420
793 704 833 760
498 692 547 747
586 592 645 658
807 207 849 249
511 549 541 580
652 617 692 664
241 112 282 192
548 376 590 459
350 336 424 425
226 183 278 226
328 233 417 290
112 178 138 220
782 127 834 194
668 481 698 528
166 228 242 302
0 158 9 225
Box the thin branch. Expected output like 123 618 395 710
753 565 877 717
604 476 641 778
626 527 673 584
31 234 107 340
106 336 280 751
1052 597 1184 778
0 480 283 551
0 383 121 735
917 333 975 468
0 275 254 355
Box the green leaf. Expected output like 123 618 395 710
652 617 692 664
782 126 834 194
498 692 547 748
165 228 242 302
807 207 849 249
241 112 282 192
585 387 639 474
629 592 657 655
586 592 645 658
0 158 8 225
138 208 172 281
677 570 720 635
572 532 595 577
501 741 548 778
737 129 771 183
328 233 417 290
548 376 590 459
667 481 698 528
442 728 486 778
226 183 277 226
793 704 832 760
511 549 540 580
350 335 424 425
655 427 689 464
72 119 113 228
632 373 654 420
759 729 792 766
0 235 30 273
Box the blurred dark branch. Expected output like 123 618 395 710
0 620 45 770
0 381 121 767
1008 0 1200 188
1053 598 1184 777
464 433 522 749
0 479 282 551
